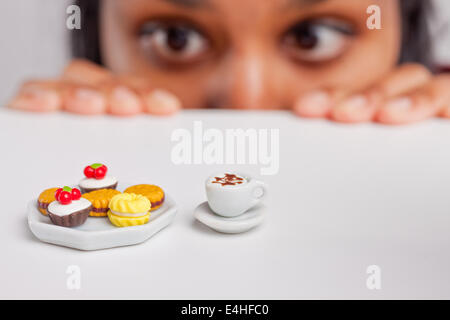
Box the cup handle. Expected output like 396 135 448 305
251 180 268 204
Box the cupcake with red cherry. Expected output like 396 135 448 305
47 186 92 227
78 163 118 193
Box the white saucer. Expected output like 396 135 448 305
194 202 266 234
28 194 177 251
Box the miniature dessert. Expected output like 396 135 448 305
37 187 58 215
107 193 151 227
82 189 121 217
78 163 118 193
47 186 92 227
205 172 268 217
123 184 165 211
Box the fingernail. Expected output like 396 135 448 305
9 87 60 112
110 86 141 115
75 88 102 101
144 89 181 115
338 95 368 110
294 90 330 117
65 88 106 114
332 94 376 123
385 97 413 111
112 86 136 101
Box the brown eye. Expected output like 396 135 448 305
289 22 319 49
166 26 189 51
282 19 355 63
139 22 209 66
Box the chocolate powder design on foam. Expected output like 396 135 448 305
211 173 245 186
79 182 118 194
48 205 92 228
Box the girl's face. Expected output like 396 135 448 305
101 0 401 109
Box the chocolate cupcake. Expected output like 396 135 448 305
79 163 118 193
47 186 92 228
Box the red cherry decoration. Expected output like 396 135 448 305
71 188 81 200
59 191 72 205
84 166 95 178
55 188 63 201
94 165 107 179
84 163 108 179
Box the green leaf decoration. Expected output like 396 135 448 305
91 163 103 169
62 186 72 192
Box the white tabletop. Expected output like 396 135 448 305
0 108 449 299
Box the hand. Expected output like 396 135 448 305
8 59 181 116
293 63 450 124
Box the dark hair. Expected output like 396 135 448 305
398 0 433 69
71 0 434 70
71 0 102 64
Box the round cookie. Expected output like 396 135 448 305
123 184 165 211
107 193 151 227
82 189 121 217
37 187 58 215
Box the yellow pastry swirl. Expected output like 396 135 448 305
107 212 150 227
109 193 151 214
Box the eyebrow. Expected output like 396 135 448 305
288 0 328 7
163 0 209 8
163 0 327 9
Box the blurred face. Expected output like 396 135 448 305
101 0 401 109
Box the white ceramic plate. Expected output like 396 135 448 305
194 201 266 234
27 194 177 251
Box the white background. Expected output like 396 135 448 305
0 109 450 299
0 0 70 105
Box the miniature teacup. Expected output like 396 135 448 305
205 173 268 217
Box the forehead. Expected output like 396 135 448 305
110 0 390 23
162 0 326 8
114 0 383 14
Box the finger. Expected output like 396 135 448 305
330 91 382 123
108 87 143 116
119 75 181 116
442 105 450 118
377 75 450 125
435 75 450 119
331 63 432 123
375 63 432 98
62 59 112 86
99 81 143 116
8 80 62 112
441 97 450 118
63 63 144 116
142 89 182 115
62 85 107 115
293 89 346 118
